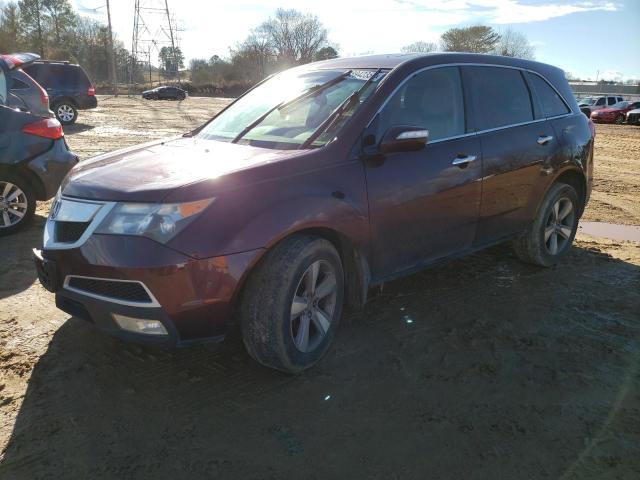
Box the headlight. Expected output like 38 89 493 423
95 198 213 243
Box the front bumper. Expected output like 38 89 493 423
35 234 262 347
27 138 78 199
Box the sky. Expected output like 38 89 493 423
73 0 640 81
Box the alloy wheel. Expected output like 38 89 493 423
544 197 575 255
0 181 28 228
290 260 338 353
57 104 75 122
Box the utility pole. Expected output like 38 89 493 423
106 0 118 96
164 0 180 84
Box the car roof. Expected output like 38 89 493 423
309 52 560 73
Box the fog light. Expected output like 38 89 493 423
112 313 168 336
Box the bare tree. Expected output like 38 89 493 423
440 25 500 54
401 41 438 54
494 27 535 59
260 8 328 65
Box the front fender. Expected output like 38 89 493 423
168 160 370 261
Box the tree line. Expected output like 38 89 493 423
0 0 141 85
1 2 538 93
401 25 535 59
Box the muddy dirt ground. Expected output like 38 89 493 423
0 96 639 479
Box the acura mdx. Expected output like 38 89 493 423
34 53 594 373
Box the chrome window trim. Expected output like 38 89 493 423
366 62 576 139
43 196 116 250
63 275 161 308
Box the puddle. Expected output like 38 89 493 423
578 222 640 243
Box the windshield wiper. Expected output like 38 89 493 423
300 69 383 150
232 70 353 144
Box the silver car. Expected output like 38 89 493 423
627 108 640 125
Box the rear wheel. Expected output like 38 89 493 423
240 235 344 374
54 102 77 125
513 183 580 267
615 114 624 124
0 173 36 236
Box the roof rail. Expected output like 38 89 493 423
34 59 71 65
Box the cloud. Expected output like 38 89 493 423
394 0 620 24
72 0 621 62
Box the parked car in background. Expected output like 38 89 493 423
142 85 187 100
22 60 97 125
34 53 593 373
6 60 52 118
626 108 640 125
578 95 624 117
0 55 77 235
590 100 640 124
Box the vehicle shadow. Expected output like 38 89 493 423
63 122 95 134
0 213 45 300
1 244 639 479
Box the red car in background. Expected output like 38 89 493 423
590 100 640 124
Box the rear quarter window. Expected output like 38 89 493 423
464 66 533 130
11 77 30 90
23 64 90 89
526 73 570 118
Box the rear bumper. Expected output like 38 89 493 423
37 234 262 346
27 138 78 199
77 95 98 110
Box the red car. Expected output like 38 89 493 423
590 101 640 124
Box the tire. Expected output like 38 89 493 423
0 173 36 236
513 183 580 267
240 235 344 374
615 115 624 124
53 102 77 125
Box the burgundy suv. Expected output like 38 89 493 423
34 53 594 373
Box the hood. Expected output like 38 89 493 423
593 107 621 114
62 136 307 202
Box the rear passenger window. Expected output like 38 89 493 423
377 66 465 142
464 66 533 130
526 73 570 117
607 97 616 105
11 78 29 90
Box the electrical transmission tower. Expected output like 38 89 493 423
130 0 182 92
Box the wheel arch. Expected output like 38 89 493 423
0 164 46 200
232 227 371 314
52 96 78 108
554 168 587 216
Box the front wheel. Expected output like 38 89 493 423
54 102 77 125
240 235 344 374
0 174 36 236
615 115 624 124
513 183 580 267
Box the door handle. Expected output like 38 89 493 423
537 135 554 145
452 154 477 166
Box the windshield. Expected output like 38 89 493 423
579 97 597 106
197 68 386 150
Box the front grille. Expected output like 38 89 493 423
67 277 153 303
55 221 90 243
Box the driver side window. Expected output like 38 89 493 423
0 68 7 105
377 67 465 143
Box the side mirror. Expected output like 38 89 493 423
379 126 428 154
